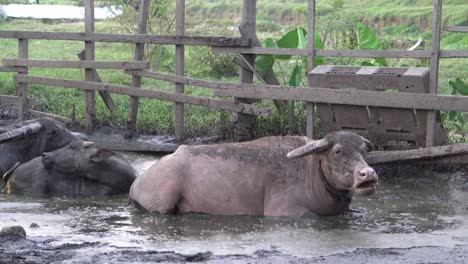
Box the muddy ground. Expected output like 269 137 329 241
1 233 467 264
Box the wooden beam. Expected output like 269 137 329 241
3 59 149 69
0 66 27 73
0 30 249 46
367 143 468 165
17 39 28 121
0 95 37 105
175 0 185 141
84 0 96 132
426 0 443 147
128 0 150 131
440 50 468 58
29 110 72 124
233 0 258 141
214 47 431 58
212 84 468 112
214 47 467 59
14 75 271 116
306 0 316 139
443 26 468 32
77 50 115 112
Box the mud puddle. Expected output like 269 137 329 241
1 152 467 262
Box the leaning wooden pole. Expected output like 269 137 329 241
175 0 185 141
128 0 150 131
84 0 96 132
426 0 443 147
306 0 316 139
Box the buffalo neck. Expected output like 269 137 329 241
305 156 351 216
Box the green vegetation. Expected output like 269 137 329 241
0 0 466 140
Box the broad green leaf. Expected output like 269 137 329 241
255 38 276 77
373 57 388 66
288 65 302 87
361 61 375 66
450 78 468 95
355 22 380 50
275 27 307 60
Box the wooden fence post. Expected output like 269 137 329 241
306 0 316 139
175 0 185 141
234 0 257 141
84 0 96 132
17 38 28 121
128 0 150 131
426 0 442 147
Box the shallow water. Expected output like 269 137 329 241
0 152 467 257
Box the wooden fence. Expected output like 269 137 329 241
0 0 467 146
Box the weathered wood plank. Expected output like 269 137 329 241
0 95 37 105
212 84 468 112
3 58 150 69
29 110 72 124
0 66 27 73
440 50 468 58
14 75 271 116
77 50 115 112
214 47 431 58
0 30 249 46
367 143 468 165
84 0 96 132
426 0 443 147
128 0 150 131
17 39 28 121
232 0 258 141
306 0 316 139
175 0 185 141
444 26 468 32
214 47 467 59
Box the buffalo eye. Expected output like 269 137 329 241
70 144 77 150
51 129 58 135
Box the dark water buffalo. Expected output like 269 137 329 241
0 117 86 175
130 131 379 217
3 141 136 196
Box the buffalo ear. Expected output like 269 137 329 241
90 149 114 163
361 136 374 151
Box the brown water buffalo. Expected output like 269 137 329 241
3 141 136 196
130 131 378 217
0 117 87 176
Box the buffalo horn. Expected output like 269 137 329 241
0 122 42 144
287 138 331 159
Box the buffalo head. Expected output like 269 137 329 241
287 131 378 196
0 117 86 175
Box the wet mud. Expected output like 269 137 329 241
1 153 467 263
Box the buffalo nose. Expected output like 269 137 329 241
357 167 376 178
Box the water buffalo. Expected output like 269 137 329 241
0 117 87 175
130 131 378 217
3 141 137 196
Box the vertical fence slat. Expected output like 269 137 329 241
17 39 28 121
128 0 150 131
175 0 185 141
234 0 257 141
426 0 442 147
84 0 96 131
306 0 316 139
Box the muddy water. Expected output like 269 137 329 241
0 152 467 258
